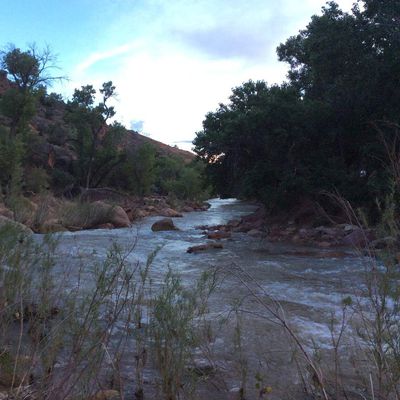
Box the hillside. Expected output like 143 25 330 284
0 73 194 164
0 55 209 234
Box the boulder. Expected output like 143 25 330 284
109 206 131 228
0 216 33 235
133 209 149 219
227 219 241 228
343 224 358 233
151 218 179 232
187 243 223 253
159 208 183 218
207 231 231 240
92 201 131 228
37 219 68 233
342 228 375 247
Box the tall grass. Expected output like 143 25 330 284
0 224 219 400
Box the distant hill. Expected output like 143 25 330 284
123 130 195 163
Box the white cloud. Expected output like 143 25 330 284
62 0 359 151
74 42 138 75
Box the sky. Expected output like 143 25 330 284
0 0 355 151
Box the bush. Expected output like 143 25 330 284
24 166 49 194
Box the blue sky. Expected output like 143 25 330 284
0 0 354 150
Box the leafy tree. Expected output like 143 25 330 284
1 44 63 91
194 1 400 213
126 143 156 196
66 82 125 188
0 44 64 137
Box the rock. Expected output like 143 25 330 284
92 201 131 228
343 224 358 232
247 229 263 237
0 216 33 235
227 219 241 228
88 389 121 400
133 209 149 219
94 223 115 230
207 231 231 240
37 219 68 233
181 206 194 212
196 224 225 231
187 243 223 253
109 205 131 228
317 241 331 248
370 236 397 250
159 208 183 218
151 218 179 231
342 228 375 247
241 206 266 226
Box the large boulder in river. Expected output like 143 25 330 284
151 218 179 231
0 216 33 235
62 201 131 230
92 201 131 228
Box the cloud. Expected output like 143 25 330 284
64 0 358 151
74 43 136 74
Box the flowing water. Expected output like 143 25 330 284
47 198 369 398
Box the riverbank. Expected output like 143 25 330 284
196 202 379 251
0 190 210 234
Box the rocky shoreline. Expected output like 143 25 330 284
0 191 210 235
191 204 387 253
1 195 388 253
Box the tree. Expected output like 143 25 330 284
0 45 64 137
194 1 400 213
66 81 122 188
1 44 64 92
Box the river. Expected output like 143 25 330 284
48 198 369 399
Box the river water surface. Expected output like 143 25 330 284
50 198 368 398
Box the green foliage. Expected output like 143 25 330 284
194 1 400 213
1 47 40 90
24 166 49 194
113 143 156 196
0 126 25 197
0 88 36 134
66 82 125 189
1 44 63 91
155 156 209 200
151 268 216 399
